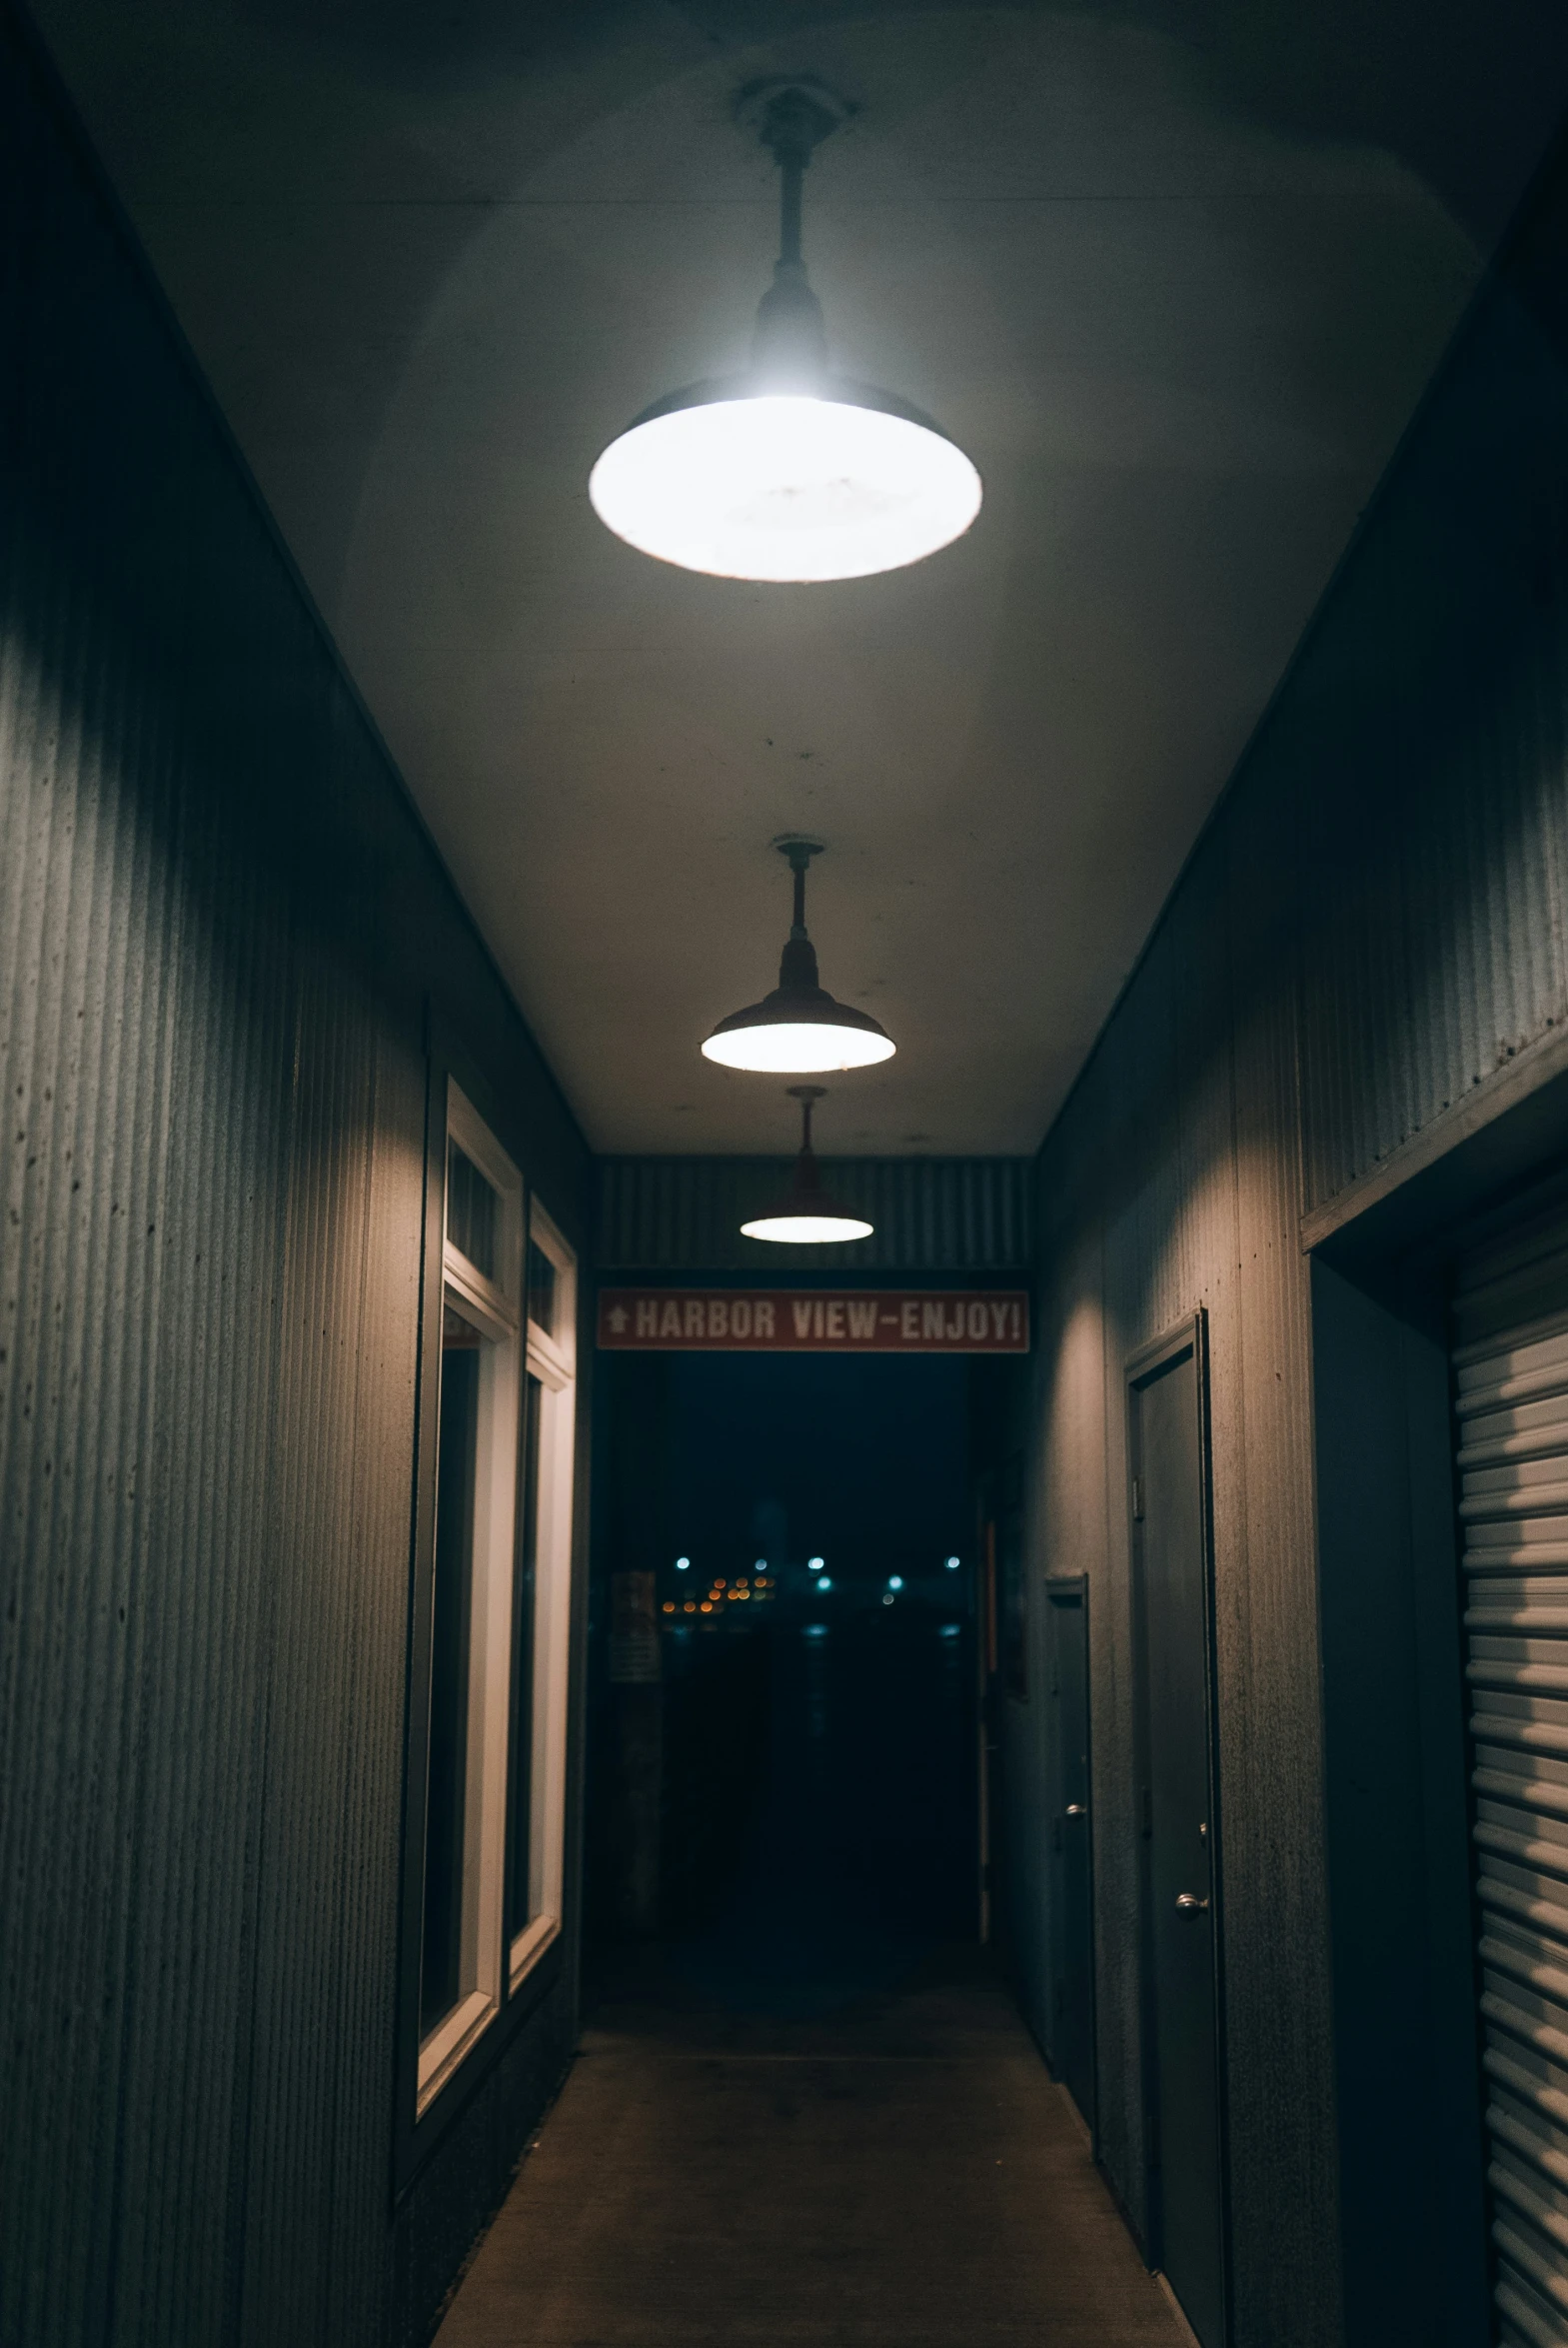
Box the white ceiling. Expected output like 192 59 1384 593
34 1 1568 1154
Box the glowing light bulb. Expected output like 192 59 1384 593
590 393 980 585
741 1210 874 1243
703 1019 894 1074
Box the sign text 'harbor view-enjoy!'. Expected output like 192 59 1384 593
596 1287 1028 1353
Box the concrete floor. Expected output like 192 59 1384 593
436 1950 1188 2346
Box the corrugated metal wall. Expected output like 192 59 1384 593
596 1155 1032 1270
1008 128 1568 2348
0 17 590 2347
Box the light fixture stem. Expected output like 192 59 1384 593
779 838 821 941
787 1082 826 1154
779 155 804 269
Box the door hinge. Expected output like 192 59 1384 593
1131 1475 1144 1522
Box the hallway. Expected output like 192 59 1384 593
436 1957 1186 2347
14 6 1568 2342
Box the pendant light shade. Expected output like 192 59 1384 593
590 82 981 584
590 388 979 586
703 839 894 1075
741 1088 873 1244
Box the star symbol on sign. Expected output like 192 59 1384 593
607 1305 629 1333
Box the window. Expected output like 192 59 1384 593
505 1197 577 1988
412 1083 579 2118
416 1088 524 2111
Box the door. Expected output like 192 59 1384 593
1129 1315 1226 2347
1452 1203 1568 2347
1045 1579 1094 2129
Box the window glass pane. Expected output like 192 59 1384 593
448 1143 498 1281
507 1372 544 1939
527 1238 557 1335
421 1303 482 2038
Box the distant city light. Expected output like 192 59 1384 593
676 1556 691 1571
882 1593 895 1606
817 1576 832 1592
939 1624 959 1638
807 1556 824 1571
945 1555 959 1570
888 1575 903 1590
756 1557 767 1570
803 1624 827 1639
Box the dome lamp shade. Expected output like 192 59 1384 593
589 81 981 584
703 839 894 1075
741 1088 873 1245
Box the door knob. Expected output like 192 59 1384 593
1175 1893 1209 1914
1064 1803 1087 1817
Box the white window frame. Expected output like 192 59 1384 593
417 1082 524 2113
510 1195 578 1990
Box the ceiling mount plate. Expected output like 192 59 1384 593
735 76 858 164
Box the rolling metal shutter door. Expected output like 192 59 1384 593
1456 1214 1568 2348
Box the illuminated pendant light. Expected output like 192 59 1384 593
742 1088 873 1245
703 838 894 1074
589 79 981 584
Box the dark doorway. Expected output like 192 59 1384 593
1044 1578 1094 2130
595 1346 978 2009
978 1454 1024 1950
1129 1315 1226 2346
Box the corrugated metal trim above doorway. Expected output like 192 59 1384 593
595 1157 1032 1272
1454 1205 1568 2348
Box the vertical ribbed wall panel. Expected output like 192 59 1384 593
1217 739 1336 2346
595 1154 1032 1271
1017 126 1568 2348
0 19 587 2348
1295 287 1568 1208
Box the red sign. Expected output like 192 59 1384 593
597 1287 1028 1354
